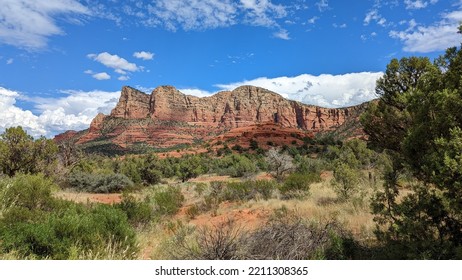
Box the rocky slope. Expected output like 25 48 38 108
56 85 369 152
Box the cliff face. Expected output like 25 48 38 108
63 85 367 149
111 86 151 119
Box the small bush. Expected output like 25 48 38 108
279 173 320 199
222 182 255 201
253 180 278 200
165 219 247 260
67 172 134 193
141 168 162 185
0 173 57 211
185 204 200 219
332 163 362 201
152 186 184 216
244 212 357 260
116 193 153 226
218 180 277 201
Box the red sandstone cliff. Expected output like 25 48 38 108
58 85 367 150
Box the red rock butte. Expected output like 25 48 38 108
56 85 368 150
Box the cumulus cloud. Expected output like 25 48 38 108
0 87 44 136
0 0 89 49
92 72 111 80
213 72 383 108
0 86 120 137
88 52 140 72
389 9 462 52
133 51 154 60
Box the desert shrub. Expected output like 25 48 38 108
249 139 259 150
332 163 362 201
176 156 205 182
193 183 207 196
185 204 200 219
0 173 58 211
165 219 247 260
151 186 184 216
0 204 138 259
217 154 257 178
221 182 255 201
244 211 357 260
67 172 134 193
141 168 162 185
116 193 153 226
205 180 276 203
231 144 243 152
118 159 142 184
295 156 325 174
194 220 247 260
163 213 358 260
279 172 320 199
253 180 278 200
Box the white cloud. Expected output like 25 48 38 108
146 0 238 31
0 86 120 137
133 51 154 60
88 52 140 72
273 29 290 40
307 16 319 24
389 9 462 52
180 88 214 98
142 0 288 33
6 58 13 64
92 72 111 80
0 87 44 137
404 0 438 10
364 9 387 26
333 23 347 28
240 0 287 27
211 72 383 108
0 0 89 49
316 0 329 12
118 75 130 81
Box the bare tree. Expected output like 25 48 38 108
265 148 294 180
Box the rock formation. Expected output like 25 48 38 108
57 85 368 151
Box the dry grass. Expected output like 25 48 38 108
51 171 379 259
135 171 378 259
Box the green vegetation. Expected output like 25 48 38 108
0 174 137 259
0 126 57 176
361 27 462 259
1 26 461 260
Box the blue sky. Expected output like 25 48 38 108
1 0 462 137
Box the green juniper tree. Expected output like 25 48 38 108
361 25 462 259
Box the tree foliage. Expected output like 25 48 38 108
0 127 58 177
361 26 462 258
